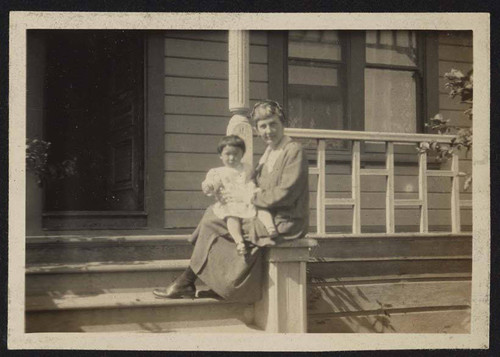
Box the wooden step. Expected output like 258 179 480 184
26 235 194 264
92 318 264 333
26 260 192 295
307 234 472 260
308 308 471 333
307 280 471 316
308 257 472 280
157 320 264 334
26 289 256 333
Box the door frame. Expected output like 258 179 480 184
26 31 165 233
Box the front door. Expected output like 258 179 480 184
43 31 145 228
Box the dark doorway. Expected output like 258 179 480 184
43 31 145 213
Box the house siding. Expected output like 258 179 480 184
163 30 472 233
308 31 472 333
437 31 473 226
163 31 268 229
24 29 474 335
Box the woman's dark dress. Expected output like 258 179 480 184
188 138 309 303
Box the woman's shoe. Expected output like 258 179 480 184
153 281 196 299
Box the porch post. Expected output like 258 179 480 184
227 30 253 167
254 239 318 333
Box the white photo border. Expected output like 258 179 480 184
8 12 490 351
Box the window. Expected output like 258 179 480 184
269 30 438 134
287 30 346 130
364 30 420 133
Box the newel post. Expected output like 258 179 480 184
226 30 315 333
254 239 318 333
227 30 253 167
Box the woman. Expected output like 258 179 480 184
153 100 309 303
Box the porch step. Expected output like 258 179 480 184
26 259 193 295
26 289 257 333
76 318 264 333
26 235 194 264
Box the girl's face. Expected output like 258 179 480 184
219 145 244 168
256 115 285 148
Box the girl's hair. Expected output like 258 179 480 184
250 100 287 127
217 135 246 154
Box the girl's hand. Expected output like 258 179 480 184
221 187 253 204
214 187 227 204
202 182 215 196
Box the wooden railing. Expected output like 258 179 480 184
285 128 471 235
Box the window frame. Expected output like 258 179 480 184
268 30 439 164
268 30 439 135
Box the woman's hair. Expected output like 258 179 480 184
217 135 246 154
250 100 287 127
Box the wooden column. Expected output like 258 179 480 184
227 30 253 167
450 151 461 233
316 140 326 234
254 239 318 333
385 142 395 233
418 148 429 233
352 141 361 234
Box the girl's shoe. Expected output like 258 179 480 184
236 241 248 256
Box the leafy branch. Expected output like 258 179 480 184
419 69 473 190
26 138 77 186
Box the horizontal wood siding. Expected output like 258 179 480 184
163 31 472 233
163 153 472 231
164 31 268 228
438 31 473 129
437 31 473 230
308 32 472 333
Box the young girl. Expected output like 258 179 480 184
202 135 277 255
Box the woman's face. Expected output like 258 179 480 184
256 115 285 148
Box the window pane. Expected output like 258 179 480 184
287 30 345 130
366 30 418 67
287 62 343 130
364 68 417 133
289 64 338 86
288 30 341 61
288 85 344 130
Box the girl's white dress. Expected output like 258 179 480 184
203 164 257 219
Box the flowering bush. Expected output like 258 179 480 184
419 69 473 190
26 138 77 186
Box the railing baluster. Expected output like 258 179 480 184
386 142 395 233
418 146 429 233
284 129 467 235
352 141 361 234
316 139 326 234
451 151 461 233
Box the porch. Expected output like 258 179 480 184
24 29 472 333
25 126 472 333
